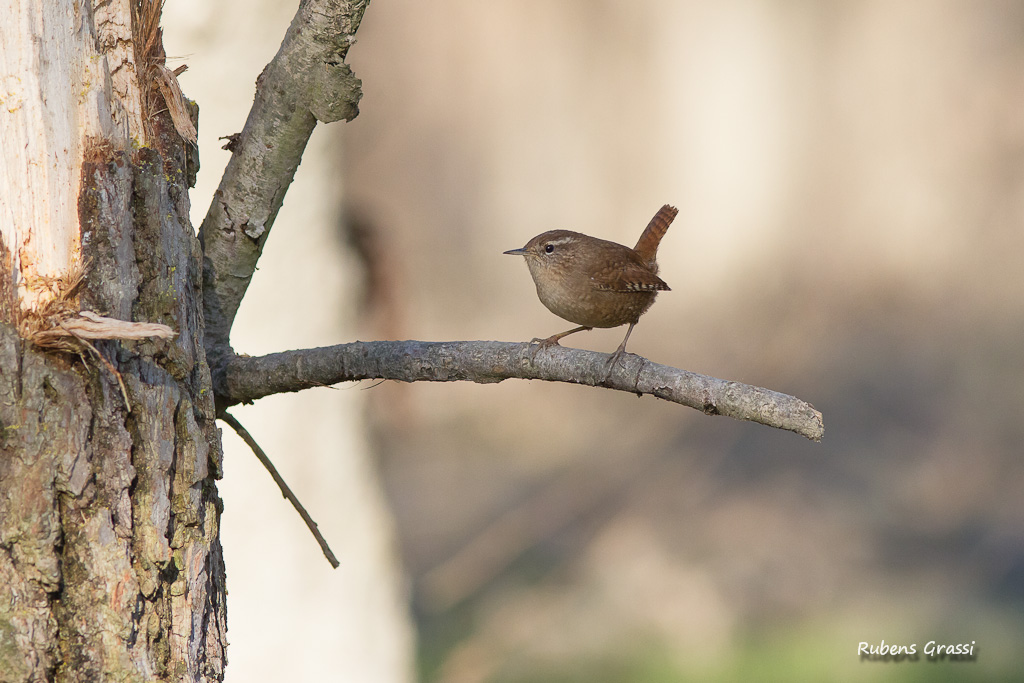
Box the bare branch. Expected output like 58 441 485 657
198 0 369 366
220 411 340 569
223 341 825 442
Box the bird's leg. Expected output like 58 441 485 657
533 325 592 346
529 325 592 358
603 322 637 379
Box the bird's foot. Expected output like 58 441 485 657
526 326 591 361
602 344 630 382
528 335 562 360
602 352 622 381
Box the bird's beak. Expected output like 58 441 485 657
503 247 528 256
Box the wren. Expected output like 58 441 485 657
504 204 677 374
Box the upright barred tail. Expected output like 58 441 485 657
633 204 678 265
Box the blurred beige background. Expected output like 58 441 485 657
173 1 1024 681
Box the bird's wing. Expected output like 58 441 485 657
590 263 670 292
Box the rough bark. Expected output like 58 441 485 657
0 155 225 682
0 1 226 681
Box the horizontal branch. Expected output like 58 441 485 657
222 341 824 441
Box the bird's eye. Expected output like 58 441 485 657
544 244 554 253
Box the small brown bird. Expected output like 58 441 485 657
504 204 678 373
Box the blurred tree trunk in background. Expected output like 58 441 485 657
161 1 415 681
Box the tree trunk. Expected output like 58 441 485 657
1 1 226 680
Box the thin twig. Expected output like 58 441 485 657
56 323 132 409
219 411 340 569
75 336 131 409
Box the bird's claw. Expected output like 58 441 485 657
601 348 626 382
527 336 560 360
